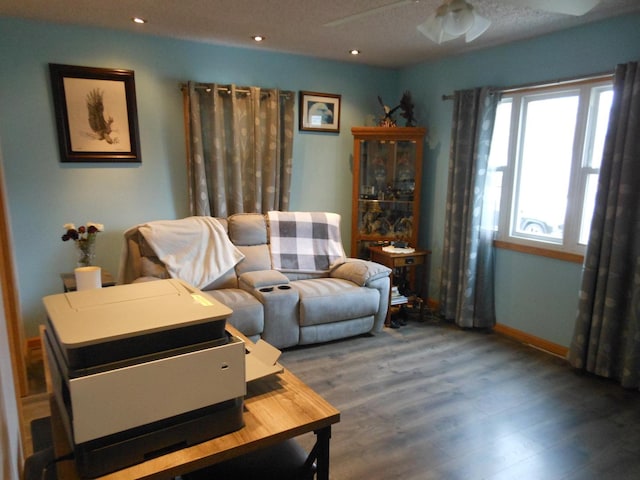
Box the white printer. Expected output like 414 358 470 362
43 279 246 478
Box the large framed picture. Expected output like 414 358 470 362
299 91 341 133
49 63 142 163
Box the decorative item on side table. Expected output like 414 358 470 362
73 266 102 291
62 222 105 291
61 222 104 266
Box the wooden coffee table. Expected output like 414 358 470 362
46 325 340 479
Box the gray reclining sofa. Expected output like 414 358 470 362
119 212 391 349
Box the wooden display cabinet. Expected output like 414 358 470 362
350 127 426 258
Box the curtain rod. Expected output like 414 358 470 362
441 71 614 101
180 82 292 98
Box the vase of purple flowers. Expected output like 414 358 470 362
61 222 104 267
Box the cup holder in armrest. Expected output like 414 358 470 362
259 285 292 293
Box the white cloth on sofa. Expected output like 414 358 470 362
136 216 244 289
267 211 346 273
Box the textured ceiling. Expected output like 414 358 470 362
1 0 639 67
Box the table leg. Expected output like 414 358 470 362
314 426 332 480
385 278 393 326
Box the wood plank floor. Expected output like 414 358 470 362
281 317 640 480
22 316 640 479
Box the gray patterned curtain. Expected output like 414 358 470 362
440 87 500 328
568 62 640 389
184 83 294 216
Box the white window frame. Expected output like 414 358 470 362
491 78 613 257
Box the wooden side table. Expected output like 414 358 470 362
60 270 116 292
369 246 431 327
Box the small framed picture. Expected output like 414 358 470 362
49 63 142 163
299 91 341 133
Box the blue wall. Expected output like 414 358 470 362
1 14 639 346
0 18 397 337
400 14 640 346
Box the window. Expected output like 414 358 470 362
487 78 613 256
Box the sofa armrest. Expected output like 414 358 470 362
140 256 171 279
330 258 391 286
238 270 290 290
331 259 391 334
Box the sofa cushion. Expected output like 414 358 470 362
292 278 380 326
205 289 264 338
239 270 290 289
330 259 391 286
228 213 268 246
235 245 272 275
201 267 238 290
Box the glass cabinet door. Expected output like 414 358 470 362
351 127 425 259
358 139 416 236
359 140 416 202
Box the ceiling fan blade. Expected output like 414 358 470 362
417 14 445 44
508 0 600 16
324 0 419 27
465 12 490 42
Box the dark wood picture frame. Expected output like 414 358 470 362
299 91 341 133
49 63 142 163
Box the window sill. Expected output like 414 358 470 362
494 240 584 264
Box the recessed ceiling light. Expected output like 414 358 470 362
132 17 147 24
252 35 265 42
349 49 361 55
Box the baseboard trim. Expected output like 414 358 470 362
28 319 569 360
26 336 43 364
426 298 439 311
494 323 568 358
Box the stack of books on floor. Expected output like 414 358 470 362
391 286 408 306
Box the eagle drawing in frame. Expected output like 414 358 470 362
86 88 117 144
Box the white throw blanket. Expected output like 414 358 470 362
135 217 244 289
268 211 346 273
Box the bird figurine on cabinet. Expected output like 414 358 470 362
399 91 416 127
377 95 400 127
377 91 416 127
